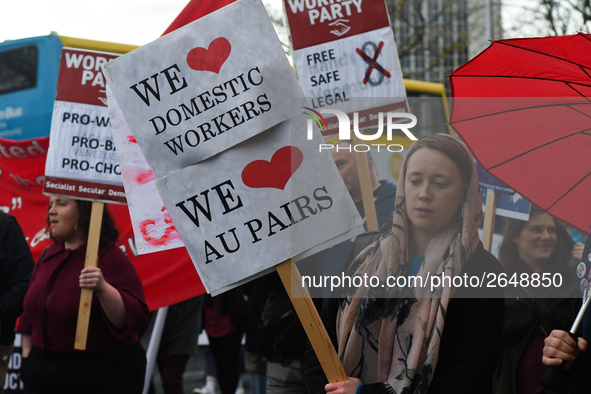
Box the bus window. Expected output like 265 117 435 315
0 45 38 95
0 34 62 140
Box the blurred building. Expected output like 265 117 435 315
388 0 502 86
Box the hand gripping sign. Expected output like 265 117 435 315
105 0 362 383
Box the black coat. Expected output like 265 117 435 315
0 212 34 345
304 242 505 394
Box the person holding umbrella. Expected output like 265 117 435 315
493 207 574 394
305 133 504 394
542 235 591 393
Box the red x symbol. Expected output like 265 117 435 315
356 41 391 85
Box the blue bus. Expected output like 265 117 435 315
0 34 62 140
0 33 138 141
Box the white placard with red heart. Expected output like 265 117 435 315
103 0 303 178
155 114 363 294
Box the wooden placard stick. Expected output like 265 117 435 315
276 259 348 383
74 201 104 350
482 188 497 252
353 135 379 232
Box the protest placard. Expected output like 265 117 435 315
104 0 363 293
293 27 406 114
107 86 185 254
105 0 362 381
285 0 407 117
104 0 304 178
477 161 531 251
43 48 125 203
477 161 531 221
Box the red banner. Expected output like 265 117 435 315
162 0 236 36
0 136 204 310
55 49 118 107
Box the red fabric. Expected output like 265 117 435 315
0 136 205 310
161 0 236 36
450 33 591 98
449 33 591 233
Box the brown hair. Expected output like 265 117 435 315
403 134 472 187
47 199 119 245
498 206 573 274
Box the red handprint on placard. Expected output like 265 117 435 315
139 206 182 247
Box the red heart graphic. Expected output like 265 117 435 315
242 146 304 190
186 37 231 74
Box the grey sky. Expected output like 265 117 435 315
0 0 285 46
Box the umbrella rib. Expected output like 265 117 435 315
578 31 591 44
580 67 591 80
449 101 591 124
450 74 591 90
567 102 591 119
496 40 591 72
487 130 591 171
546 171 591 212
566 82 591 101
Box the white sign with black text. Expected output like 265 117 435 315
156 116 362 294
104 0 303 178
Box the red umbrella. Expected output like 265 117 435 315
449 32 591 233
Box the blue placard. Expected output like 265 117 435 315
477 162 531 220
481 188 531 220
476 161 515 195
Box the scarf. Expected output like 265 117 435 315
335 134 483 393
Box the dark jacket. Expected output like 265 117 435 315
0 212 34 345
562 236 591 394
304 242 505 394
